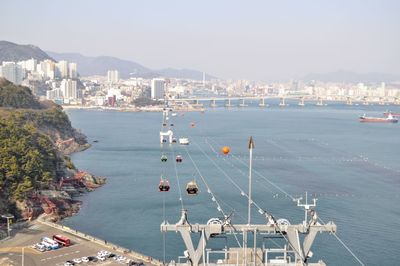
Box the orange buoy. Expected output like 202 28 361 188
221 146 230 155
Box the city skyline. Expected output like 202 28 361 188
1 0 399 81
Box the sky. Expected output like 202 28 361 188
1 0 399 81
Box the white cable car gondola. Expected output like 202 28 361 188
186 180 199 195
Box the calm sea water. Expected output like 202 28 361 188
63 101 400 265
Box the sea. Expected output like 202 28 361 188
63 100 400 266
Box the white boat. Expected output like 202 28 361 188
171 113 177 117
179 138 189 145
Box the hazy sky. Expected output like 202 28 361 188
1 0 399 80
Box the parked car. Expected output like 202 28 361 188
88 256 97 262
81 257 89 263
97 255 106 261
72 258 82 264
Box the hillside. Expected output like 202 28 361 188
47 51 216 80
0 78 97 221
0 41 54 63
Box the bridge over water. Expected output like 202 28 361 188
169 95 400 108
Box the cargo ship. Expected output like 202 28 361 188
359 114 398 123
383 111 400 118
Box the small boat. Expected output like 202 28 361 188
191 122 196 127
161 155 168 162
170 123 174 126
176 155 183 163
359 114 398 123
171 113 177 117
186 180 199 195
159 178 170 192
172 138 177 143
179 138 189 145
93 140 99 143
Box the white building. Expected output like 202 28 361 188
0 62 24 84
38 60 55 79
46 88 63 100
55 60 69 78
60 79 78 101
107 70 119 83
17 58 37 72
69 63 77 79
151 78 165 99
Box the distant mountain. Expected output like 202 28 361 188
47 51 216 80
47 51 154 78
302 70 400 83
0 41 54 63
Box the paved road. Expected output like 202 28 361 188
0 221 141 266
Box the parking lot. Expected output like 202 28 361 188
0 221 149 266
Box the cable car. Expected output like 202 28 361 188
186 180 199 195
161 155 168 162
176 155 182 163
159 178 170 192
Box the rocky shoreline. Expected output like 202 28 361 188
20 171 106 223
17 138 106 223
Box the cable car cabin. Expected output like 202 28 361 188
161 155 168 162
159 179 170 192
176 155 183 163
186 180 199 195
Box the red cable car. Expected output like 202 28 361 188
159 178 170 192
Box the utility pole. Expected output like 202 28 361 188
244 136 255 266
248 136 254 225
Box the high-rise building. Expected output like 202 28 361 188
60 79 78 100
69 63 77 79
107 70 119 83
46 88 63 100
38 60 55 79
151 78 165 99
0 62 24 84
56 61 69 78
17 58 37 72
